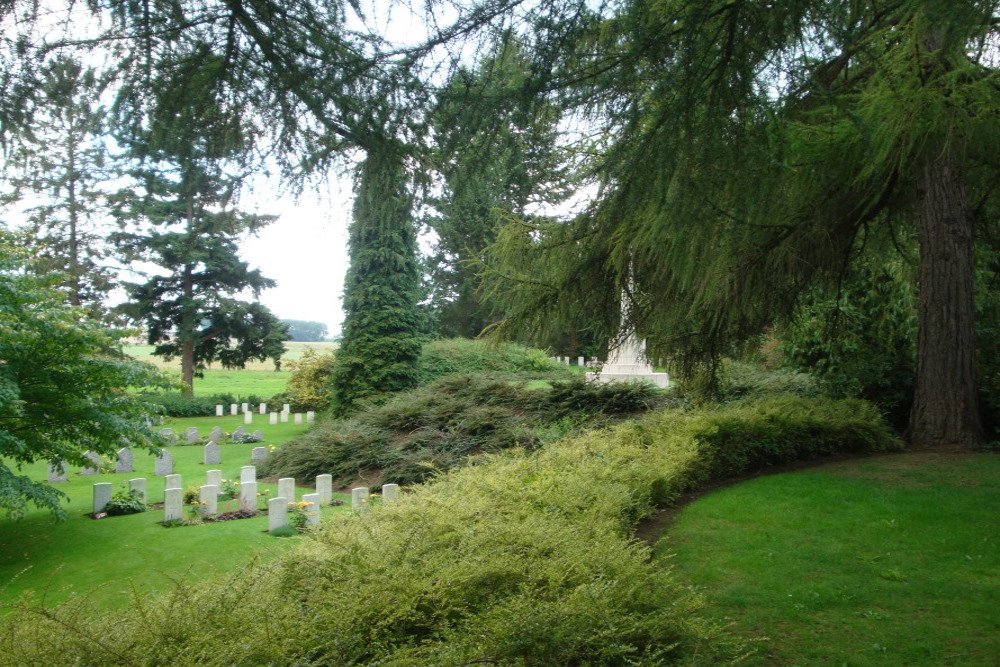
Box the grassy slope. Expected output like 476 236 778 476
0 416 350 614
659 451 1000 665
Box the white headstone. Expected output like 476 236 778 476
80 451 101 475
204 441 220 465
164 473 182 490
216 404 224 417
278 478 295 502
259 403 267 414
230 403 238 416
243 411 253 425
382 483 401 502
47 460 68 483
302 493 320 526
129 478 147 504
206 469 222 488
239 481 257 512
93 483 112 514
240 466 256 484
159 428 177 445
268 497 288 533
269 412 278 425
351 487 370 514
316 474 332 506
306 411 315 423
241 402 249 413
209 426 223 442
294 413 303 425
200 484 218 517
186 427 199 444
578 356 585 366
164 487 183 522
115 447 133 473
251 447 268 463
251 429 264 441
232 425 247 441
282 404 290 414
280 411 289 423
154 449 173 476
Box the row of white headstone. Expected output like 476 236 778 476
214 403 316 425
555 356 597 366
49 442 271 482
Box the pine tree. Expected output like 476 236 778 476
329 142 424 415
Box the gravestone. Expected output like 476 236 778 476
159 428 177 444
232 426 247 441
316 474 332 506
306 411 315 423
251 429 264 441
165 473 182 490
116 447 133 474
282 404 290 414
47 460 68 483
185 427 199 444
129 478 147 504
200 485 218 517
240 466 256 484
382 483 401 503
230 404 238 416
93 483 112 514
278 478 295 503
239 481 257 513
279 412 289 423
209 426 223 442
302 493 320 526
268 497 288 533
80 451 101 475
243 411 253 425
154 450 173 476
259 403 267 414
578 356 585 366
206 469 222 488
241 402 249 413
251 447 268 463
163 487 183 522
269 412 278 425
204 441 220 465
216 404 224 417
294 413 303 425
351 487 369 514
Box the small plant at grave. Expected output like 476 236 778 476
182 486 200 505
104 484 146 516
287 500 314 531
184 501 207 525
232 431 264 444
219 479 239 501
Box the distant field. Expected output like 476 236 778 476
123 341 337 371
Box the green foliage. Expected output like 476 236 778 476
275 349 337 412
0 241 165 520
281 319 329 342
712 360 825 403
139 392 265 418
103 485 146 516
0 393 897 664
262 373 674 486
416 338 565 383
330 146 424 416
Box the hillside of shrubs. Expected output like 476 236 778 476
2 392 901 664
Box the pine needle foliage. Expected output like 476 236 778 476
330 144 425 416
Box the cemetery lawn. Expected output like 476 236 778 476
656 451 1000 665
0 416 350 614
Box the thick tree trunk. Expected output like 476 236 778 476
907 152 983 446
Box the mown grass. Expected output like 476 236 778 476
123 341 337 370
0 415 350 614
658 451 1000 665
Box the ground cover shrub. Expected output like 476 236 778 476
0 394 896 664
269 348 337 412
102 485 145 516
712 359 824 402
139 392 266 417
260 374 673 487
415 338 567 383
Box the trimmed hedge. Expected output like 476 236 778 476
139 392 267 418
2 395 900 665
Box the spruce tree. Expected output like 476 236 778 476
330 142 424 415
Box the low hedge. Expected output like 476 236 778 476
139 392 267 418
2 395 901 665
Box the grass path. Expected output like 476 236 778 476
656 450 1000 665
0 415 350 614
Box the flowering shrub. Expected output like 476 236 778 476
287 500 315 531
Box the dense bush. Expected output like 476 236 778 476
713 359 825 403
415 338 567 383
139 392 265 417
1 395 898 664
261 374 672 487
270 348 337 412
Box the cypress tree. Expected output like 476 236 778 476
330 142 424 415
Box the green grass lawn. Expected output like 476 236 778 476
164 369 292 398
0 415 350 614
657 451 1000 665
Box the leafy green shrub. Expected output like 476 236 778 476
415 338 567 384
713 359 824 402
261 374 673 487
102 485 146 516
139 392 265 417
272 348 337 412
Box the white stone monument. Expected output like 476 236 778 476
382 483 401 503
80 451 101 475
164 487 183 522
115 447 134 474
200 485 218 517
243 411 253 425
164 473 182 490
206 469 222 488
154 450 173 476
47 460 68 483
259 403 267 414
216 404 224 417
269 412 278 425
230 403 238 416
302 493 320 526
316 474 332 506
251 447 268 463
351 487 369 514
239 481 257 512
204 442 220 465
306 411 315 423
240 466 256 484
268 497 288 533
129 478 147 504
278 477 295 502
294 413 303 425
93 483 112 514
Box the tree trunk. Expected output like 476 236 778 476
180 263 195 397
907 151 983 446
